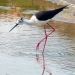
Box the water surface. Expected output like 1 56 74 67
0 0 75 75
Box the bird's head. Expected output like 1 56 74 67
17 17 24 24
9 18 24 32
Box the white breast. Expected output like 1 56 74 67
29 15 50 25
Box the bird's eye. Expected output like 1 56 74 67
19 19 22 23
19 18 23 22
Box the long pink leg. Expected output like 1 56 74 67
36 25 47 50
36 23 55 50
44 25 47 36
36 23 55 53
42 25 48 53
42 23 55 54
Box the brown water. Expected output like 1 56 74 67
0 0 75 75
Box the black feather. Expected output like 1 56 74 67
35 5 68 21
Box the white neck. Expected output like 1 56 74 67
23 19 33 25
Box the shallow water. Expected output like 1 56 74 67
0 0 75 75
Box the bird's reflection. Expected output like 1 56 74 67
36 54 52 75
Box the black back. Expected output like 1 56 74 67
35 5 68 21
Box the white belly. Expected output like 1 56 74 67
29 15 50 25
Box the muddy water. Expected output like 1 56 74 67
0 0 75 75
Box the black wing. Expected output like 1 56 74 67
35 5 68 21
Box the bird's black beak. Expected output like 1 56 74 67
9 23 19 32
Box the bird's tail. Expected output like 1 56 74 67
49 5 69 19
59 5 69 10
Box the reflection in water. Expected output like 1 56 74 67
36 54 52 75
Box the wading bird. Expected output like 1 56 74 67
9 5 68 54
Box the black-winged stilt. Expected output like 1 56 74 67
9 5 68 54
